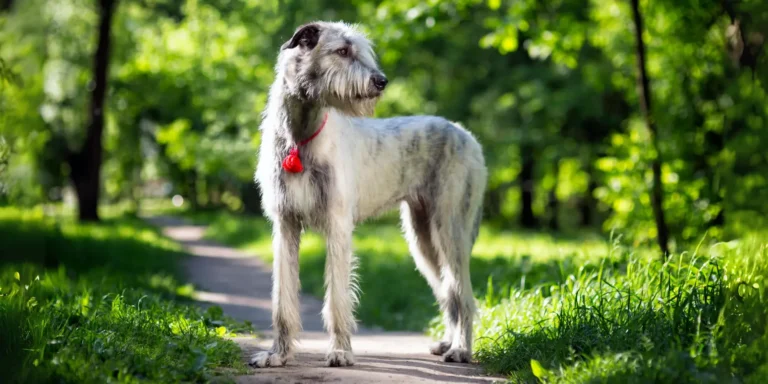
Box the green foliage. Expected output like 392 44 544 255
2 0 767 248
469 234 768 383
0 207 248 383
530 359 549 382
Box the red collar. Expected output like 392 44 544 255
297 113 329 147
281 113 328 173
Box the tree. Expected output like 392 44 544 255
68 0 116 221
629 0 669 256
3 0 766 240
0 0 12 12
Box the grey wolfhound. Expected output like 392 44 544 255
252 21 487 367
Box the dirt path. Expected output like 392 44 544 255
146 216 504 383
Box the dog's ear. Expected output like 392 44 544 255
281 23 321 51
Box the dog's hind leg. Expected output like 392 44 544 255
433 214 476 363
322 213 358 367
250 217 302 368
431 176 481 364
400 200 453 355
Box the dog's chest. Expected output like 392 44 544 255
278 159 332 223
282 173 317 212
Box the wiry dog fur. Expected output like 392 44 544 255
252 21 487 368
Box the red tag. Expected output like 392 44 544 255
281 113 328 174
282 147 304 173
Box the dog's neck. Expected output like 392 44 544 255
275 84 327 145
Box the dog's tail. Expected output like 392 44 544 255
470 201 483 250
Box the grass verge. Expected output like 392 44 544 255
0 207 250 383
466 233 768 383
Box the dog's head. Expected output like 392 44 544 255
277 21 387 117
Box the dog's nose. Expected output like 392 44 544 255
371 74 388 91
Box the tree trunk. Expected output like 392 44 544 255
241 182 264 216
547 159 559 231
186 169 199 210
209 177 221 207
68 0 116 222
0 0 13 12
580 161 597 227
630 0 670 256
705 122 726 228
520 145 538 229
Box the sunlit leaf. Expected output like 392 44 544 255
531 359 549 380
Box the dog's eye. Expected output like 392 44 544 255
336 48 349 57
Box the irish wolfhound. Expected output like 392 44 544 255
252 21 487 368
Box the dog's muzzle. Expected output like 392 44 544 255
371 73 388 91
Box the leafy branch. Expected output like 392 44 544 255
0 57 21 87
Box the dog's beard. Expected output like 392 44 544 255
328 95 379 117
321 70 381 117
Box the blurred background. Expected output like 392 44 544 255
1 0 767 248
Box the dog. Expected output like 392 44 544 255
252 21 487 368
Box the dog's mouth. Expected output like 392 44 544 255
354 92 381 100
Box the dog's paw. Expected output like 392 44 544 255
442 348 472 363
429 341 452 356
326 350 355 367
249 351 287 368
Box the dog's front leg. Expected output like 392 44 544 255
250 217 302 368
322 216 357 367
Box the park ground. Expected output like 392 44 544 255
2 203 768 383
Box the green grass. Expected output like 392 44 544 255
468 232 768 382
0 207 250 383
183 209 768 383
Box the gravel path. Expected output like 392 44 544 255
146 216 504 383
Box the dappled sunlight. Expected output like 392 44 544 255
353 225 410 260
473 228 611 262
184 212 274 257
0 208 248 382
194 290 272 312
